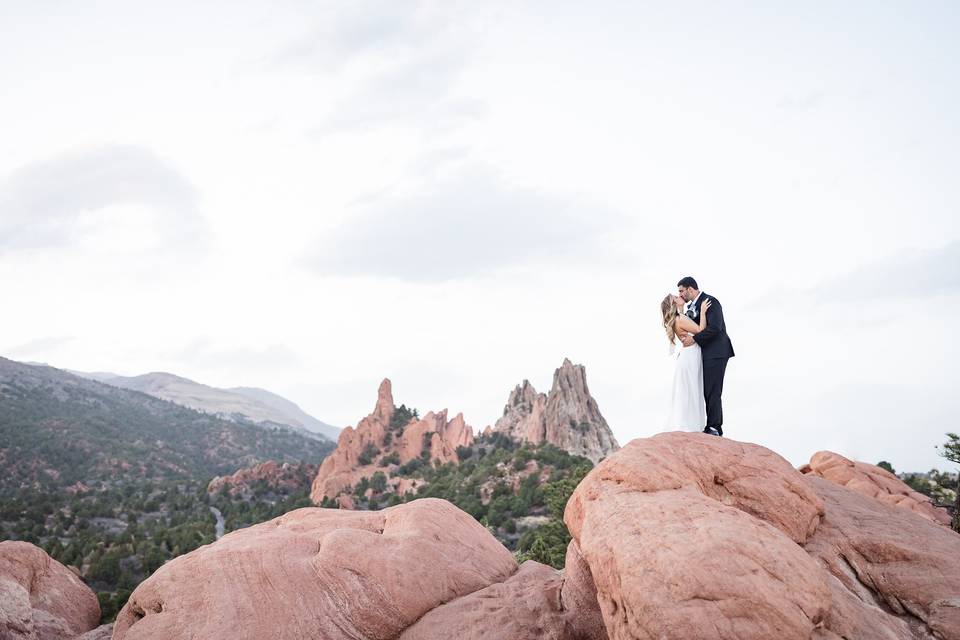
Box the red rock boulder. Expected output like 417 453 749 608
805 475 960 640
0 540 100 640
801 450 951 525
565 433 830 640
73 624 114 640
400 541 606 640
564 432 960 640
112 498 516 640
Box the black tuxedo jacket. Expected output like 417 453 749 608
689 292 735 361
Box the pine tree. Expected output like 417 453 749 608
936 433 960 532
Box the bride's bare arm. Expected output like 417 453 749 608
676 315 701 335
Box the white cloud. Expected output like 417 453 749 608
270 1 433 71
169 338 305 373
814 241 960 301
0 144 203 252
317 51 486 133
4 336 76 360
264 0 488 135
304 166 626 281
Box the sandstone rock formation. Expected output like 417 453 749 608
564 432 960 640
310 379 474 504
207 460 318 496
112 498 604 640
805 476 960 639
493 359 618 464
0 540 100 640
73 624 114 640
800 450 952 526
401 541 606 640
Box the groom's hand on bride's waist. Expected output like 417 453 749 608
680 335 695 347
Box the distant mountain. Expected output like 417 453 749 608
0 357 334 491
71 371 339 442
228 386 340 441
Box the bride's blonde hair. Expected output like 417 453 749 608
661 294 678 345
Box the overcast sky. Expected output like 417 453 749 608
2 1 958 472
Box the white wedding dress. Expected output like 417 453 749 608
666 338 707 431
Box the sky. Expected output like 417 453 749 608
1 1 958 472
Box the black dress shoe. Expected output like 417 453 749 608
704 427 721 437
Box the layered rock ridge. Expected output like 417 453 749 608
564 432 960 640
309 379 474 505
800 450 952 526
491 359 619 463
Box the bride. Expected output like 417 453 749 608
661 293 711 431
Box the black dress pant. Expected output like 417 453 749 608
703 358 729 435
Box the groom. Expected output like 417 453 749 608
677 276 735 436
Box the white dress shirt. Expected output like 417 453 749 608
685 291 703 315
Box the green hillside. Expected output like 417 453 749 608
0 357 332 491
0 357 334 622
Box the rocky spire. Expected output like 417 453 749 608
494 380 547 444
492 359 618 463
373 379 394 423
